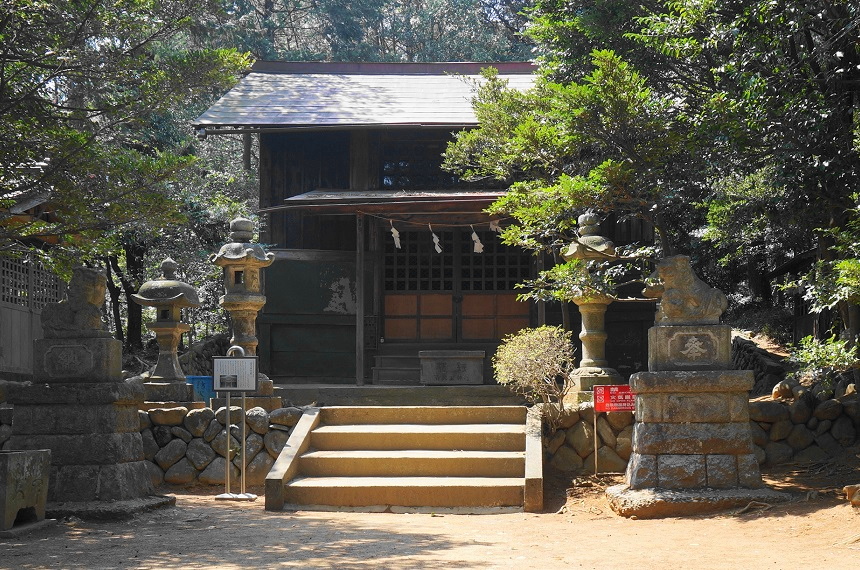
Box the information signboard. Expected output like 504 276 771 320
593 384 635 413
213 356 258 392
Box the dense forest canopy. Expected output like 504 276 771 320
2 0 858 353
444 0 860 342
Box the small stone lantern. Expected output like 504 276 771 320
210 218 275 356
561 213 623 394
132 258 200 386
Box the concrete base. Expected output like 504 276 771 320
210 395 283 412
143 382 196 403
46 494 176 521
570 367 623 392
606 483 791 519
0 518 57 538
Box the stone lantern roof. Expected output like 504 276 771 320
210 218 274 266
132 258 200 308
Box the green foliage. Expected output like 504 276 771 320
788 335 859 387
493 326 576 419
0 0 251 261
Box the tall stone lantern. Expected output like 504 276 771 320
210 218 275 356
132 257 200 403
561 213 623 394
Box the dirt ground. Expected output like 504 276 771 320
2 449 859 570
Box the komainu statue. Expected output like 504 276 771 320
41 266 113 338
643 255 728 325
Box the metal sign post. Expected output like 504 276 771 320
213 346 259 502
593 385 636 475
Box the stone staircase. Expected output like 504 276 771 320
265 406 543 512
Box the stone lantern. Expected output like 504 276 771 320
561 213 623 394
132 258 200 402
210 218 281 409
210 218 275 356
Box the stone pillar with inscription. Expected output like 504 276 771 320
7 267 168 513
606 255 789 518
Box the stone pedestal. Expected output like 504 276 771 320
6 383 156 503
606 325 790 518
33 338 122 383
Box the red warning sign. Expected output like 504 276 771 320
593 385 635 413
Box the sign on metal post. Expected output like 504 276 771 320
213 347 258 502
593 385 635 413
213 355 259 392
592 385 635 475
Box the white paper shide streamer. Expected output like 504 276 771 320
470 225 484 253
429 224 442 253
390 220 401 249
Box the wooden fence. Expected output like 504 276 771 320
0 255 64 376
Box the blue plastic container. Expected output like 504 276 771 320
186 376 215 404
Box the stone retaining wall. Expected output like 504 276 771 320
137 405 303 487
545 393 860 473
732 337 788 397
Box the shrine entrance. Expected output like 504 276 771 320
381 229 533 344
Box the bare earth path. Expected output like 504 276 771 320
2 453 859 569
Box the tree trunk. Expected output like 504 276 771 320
108 243 147 351
103 256 125 342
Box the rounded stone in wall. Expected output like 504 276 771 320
244 432 264 460
813 399 842 421
145 459 164 487
152 425 174 448
198 456 240 485
605 411 633 432
264 429 290 458
154 438 188 471
245 407 270 435
270 407 303 427
764 441 793 466
546 430 566 454
549 445 584 472
215 406 245 426
615 425 633 460
786 424 815 451
211 429 240 460
830 416 856 446
749 401 790 423
139 410 152 430
164 457 197 485
245 449 275 485
793 444 830 463
141 429 160 461
789 398 812 425
556 409 580 429
203 418 222 443
171 426 193 443
149 406 188 426
184 407 215 438
768 419 793 442
749 421 768 447
186 438 217 470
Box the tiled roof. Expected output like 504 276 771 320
195 61 535 131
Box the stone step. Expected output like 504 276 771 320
374 355 421 368
371 367 421 385
283 476 525 508
319 405 527 425
299 450 525 477
309 423 526 451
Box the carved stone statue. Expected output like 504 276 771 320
643 255 727 325
41 267 112 338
